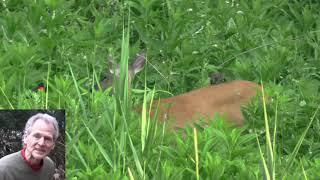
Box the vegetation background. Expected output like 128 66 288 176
0 0 319 179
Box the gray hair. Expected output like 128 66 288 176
22 113 59 145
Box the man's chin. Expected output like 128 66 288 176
32 151 48 160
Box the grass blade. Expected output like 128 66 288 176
283 105 320 177
256 134 271 180
194 128 199 180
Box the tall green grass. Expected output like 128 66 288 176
1 0 320 179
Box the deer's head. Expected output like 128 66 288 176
96 51 146 90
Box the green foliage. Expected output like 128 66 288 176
0 0 320 179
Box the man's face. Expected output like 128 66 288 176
25 120 55 160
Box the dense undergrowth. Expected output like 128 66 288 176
1 0 320 179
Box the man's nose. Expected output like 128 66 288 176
38 137 45 145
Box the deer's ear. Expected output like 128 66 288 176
108 55 116 74
209 72 225 85
131 51 146 74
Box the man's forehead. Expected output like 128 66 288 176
30 120 55 135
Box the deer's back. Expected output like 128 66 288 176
151 80 260 128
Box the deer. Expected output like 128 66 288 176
98 51 261 129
